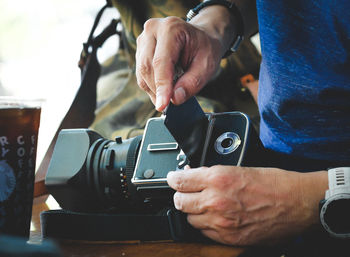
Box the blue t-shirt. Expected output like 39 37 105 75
257 0 350 162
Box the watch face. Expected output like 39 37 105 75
324 198 350 234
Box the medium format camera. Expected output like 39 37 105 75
46 99 261 214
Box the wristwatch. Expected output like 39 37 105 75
319 167 350 238
186 0 244 57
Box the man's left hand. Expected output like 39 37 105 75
167 165 327 246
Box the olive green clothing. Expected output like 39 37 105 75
89 0 261 140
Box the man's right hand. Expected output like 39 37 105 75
135 16 223 111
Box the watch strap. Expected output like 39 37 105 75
320 167 350 238
326 167 350 199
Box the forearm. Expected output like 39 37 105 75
189 0 258 57
247 168 329 235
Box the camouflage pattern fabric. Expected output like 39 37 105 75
89 0 261 140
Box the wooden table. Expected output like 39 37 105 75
30 195 245 257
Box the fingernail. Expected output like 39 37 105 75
156 95 164 110
167 171 175 180
174 87 186 104
173 192 181 210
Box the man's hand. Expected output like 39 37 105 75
167 165 328 245
135 16 223 111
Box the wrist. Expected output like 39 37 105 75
272 169 328 234
298 171 328 227
188 5 238 57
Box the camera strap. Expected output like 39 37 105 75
40 208 211 243
34 0 119 198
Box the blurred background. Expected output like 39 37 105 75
0 0 260 172
0 0 119 168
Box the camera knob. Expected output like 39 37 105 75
143 169 155 179
115 136 123 144
105 149 115 170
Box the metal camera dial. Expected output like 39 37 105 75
214 132 241 155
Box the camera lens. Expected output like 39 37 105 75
45 129 146 213
87 135 142 211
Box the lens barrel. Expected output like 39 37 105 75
86 135 142 211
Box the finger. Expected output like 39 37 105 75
187 215 239 244
173 192 205 214
200 229 222 243
152 19 186 111
136 33 157 96
187 212 241 231
201 229 245 246
146 91 156 106
152 52 176 111
137 77 156 100
167 168 208 192
187 214 210 230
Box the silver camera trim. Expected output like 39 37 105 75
147 142 178 152
214 132 241 155
207 112 249 166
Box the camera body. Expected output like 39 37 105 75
133 111 258 188
45 111 261 213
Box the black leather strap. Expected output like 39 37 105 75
40 208 211 243
41 210 171 241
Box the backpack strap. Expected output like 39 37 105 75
34 1 119 198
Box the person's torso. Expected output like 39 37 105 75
257 0 350 162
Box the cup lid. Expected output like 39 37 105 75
0 96 44 108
